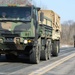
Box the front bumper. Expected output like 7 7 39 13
0 41 34 50
0 43 25 50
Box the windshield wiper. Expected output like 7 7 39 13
0 19 31 23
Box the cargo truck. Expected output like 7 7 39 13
0 5 61 64
39 10 61 56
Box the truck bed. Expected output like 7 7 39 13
38 10 61 31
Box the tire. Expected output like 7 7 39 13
41 49 48 60
47 42 51 60
30 43 40 64
0 54 1 57
41 40 49 60
58 41 60 53
52 40 59 56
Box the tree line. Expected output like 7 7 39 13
61 20 75 45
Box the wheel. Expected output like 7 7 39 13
58 41 60 53
47 42 51 60
0 54 1 57
30 41 41 64
30 45 40 64
6 54 18 60
41 49 48 60
0 51 2 57
51 40 59 56
40 40 49 60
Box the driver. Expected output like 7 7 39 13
25 11 31 21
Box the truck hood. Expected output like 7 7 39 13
0 22 31 32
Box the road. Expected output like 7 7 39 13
0 47 74 75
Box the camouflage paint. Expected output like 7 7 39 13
0 5 37 50
0 19 36 50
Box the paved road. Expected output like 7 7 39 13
44 57 75 75
0 47 74 75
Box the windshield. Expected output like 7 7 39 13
0 7 31 21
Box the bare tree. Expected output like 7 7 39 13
0 0 32 5
61 20 75 45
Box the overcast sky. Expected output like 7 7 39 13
33 0 75 23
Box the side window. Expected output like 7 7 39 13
33 9 36 19
36 10 38 21
33 9 38 21
33 8 38 28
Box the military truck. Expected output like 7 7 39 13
0 5 61 64
39 10 61 56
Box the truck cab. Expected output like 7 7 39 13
0 5 40 50
0 5 42 64
0 5 61 64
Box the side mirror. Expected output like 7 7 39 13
40 12 44 22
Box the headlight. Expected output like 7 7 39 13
0 38 3 43
24 40 28 44
24 40 32 44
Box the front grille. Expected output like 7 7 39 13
1 34 19 37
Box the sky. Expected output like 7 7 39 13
33 0 75 23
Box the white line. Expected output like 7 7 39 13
60 48 74 52
10 51 75 75
29 53 75 75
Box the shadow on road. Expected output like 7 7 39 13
0 54 31 64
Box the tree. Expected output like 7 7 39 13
61 20 75 45
0 0 32 5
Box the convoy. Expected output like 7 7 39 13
0 5 61 64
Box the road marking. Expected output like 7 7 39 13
59 50 75 56
10 51 75 75
29 53 75 75
60 48 74 52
